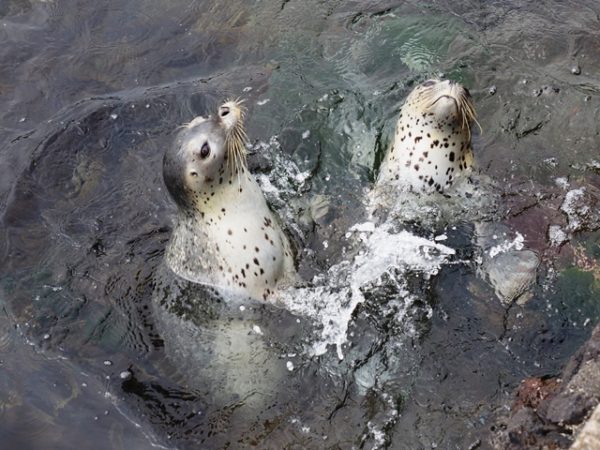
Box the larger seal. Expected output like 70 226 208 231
377 79 478 193
163 100 296 300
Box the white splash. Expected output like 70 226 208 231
279 223 454 359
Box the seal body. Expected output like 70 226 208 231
163 100 295 301
378 79 477 193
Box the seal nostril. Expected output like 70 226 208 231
220 106 230 117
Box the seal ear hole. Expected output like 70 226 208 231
200 142 211 159
220 106 230 117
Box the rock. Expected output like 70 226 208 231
561 187 600 233
486 249 539 305
490 323 600 449
571 403 600 449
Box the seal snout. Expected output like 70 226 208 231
218 100 245 132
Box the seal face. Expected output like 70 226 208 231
378 79 477 193
163 100 296 300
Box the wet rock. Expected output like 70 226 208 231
513 377 561 410
486 249 539 305
503 406 572 449
490 323 600 449
475 222 539 305
560 186 600 233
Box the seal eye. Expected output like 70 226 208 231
220 106 230 117
200 142 211 159
422 80 436 87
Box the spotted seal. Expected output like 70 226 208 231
162 100 296 300
378 78 478 193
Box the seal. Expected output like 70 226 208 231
162 99 296 300
377 78 478 193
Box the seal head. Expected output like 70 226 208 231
378 79 477 193
163 100 295 301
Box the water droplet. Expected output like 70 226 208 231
103 360 113 366
488 85 497 95
571 64 581 75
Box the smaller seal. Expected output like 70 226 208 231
162 100 296 300
377 79 478 193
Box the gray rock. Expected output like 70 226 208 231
571 403 600 449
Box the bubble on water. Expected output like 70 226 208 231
119 370 132 380
286 361 294 371
571 64 581 75
103 360 113 366
110 113 118 120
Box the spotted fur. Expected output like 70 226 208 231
163 100 296 300
378 79 478 193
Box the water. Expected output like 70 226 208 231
2 1 600 448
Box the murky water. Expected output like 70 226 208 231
1 1 600 448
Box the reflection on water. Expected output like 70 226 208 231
1 0 600 448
